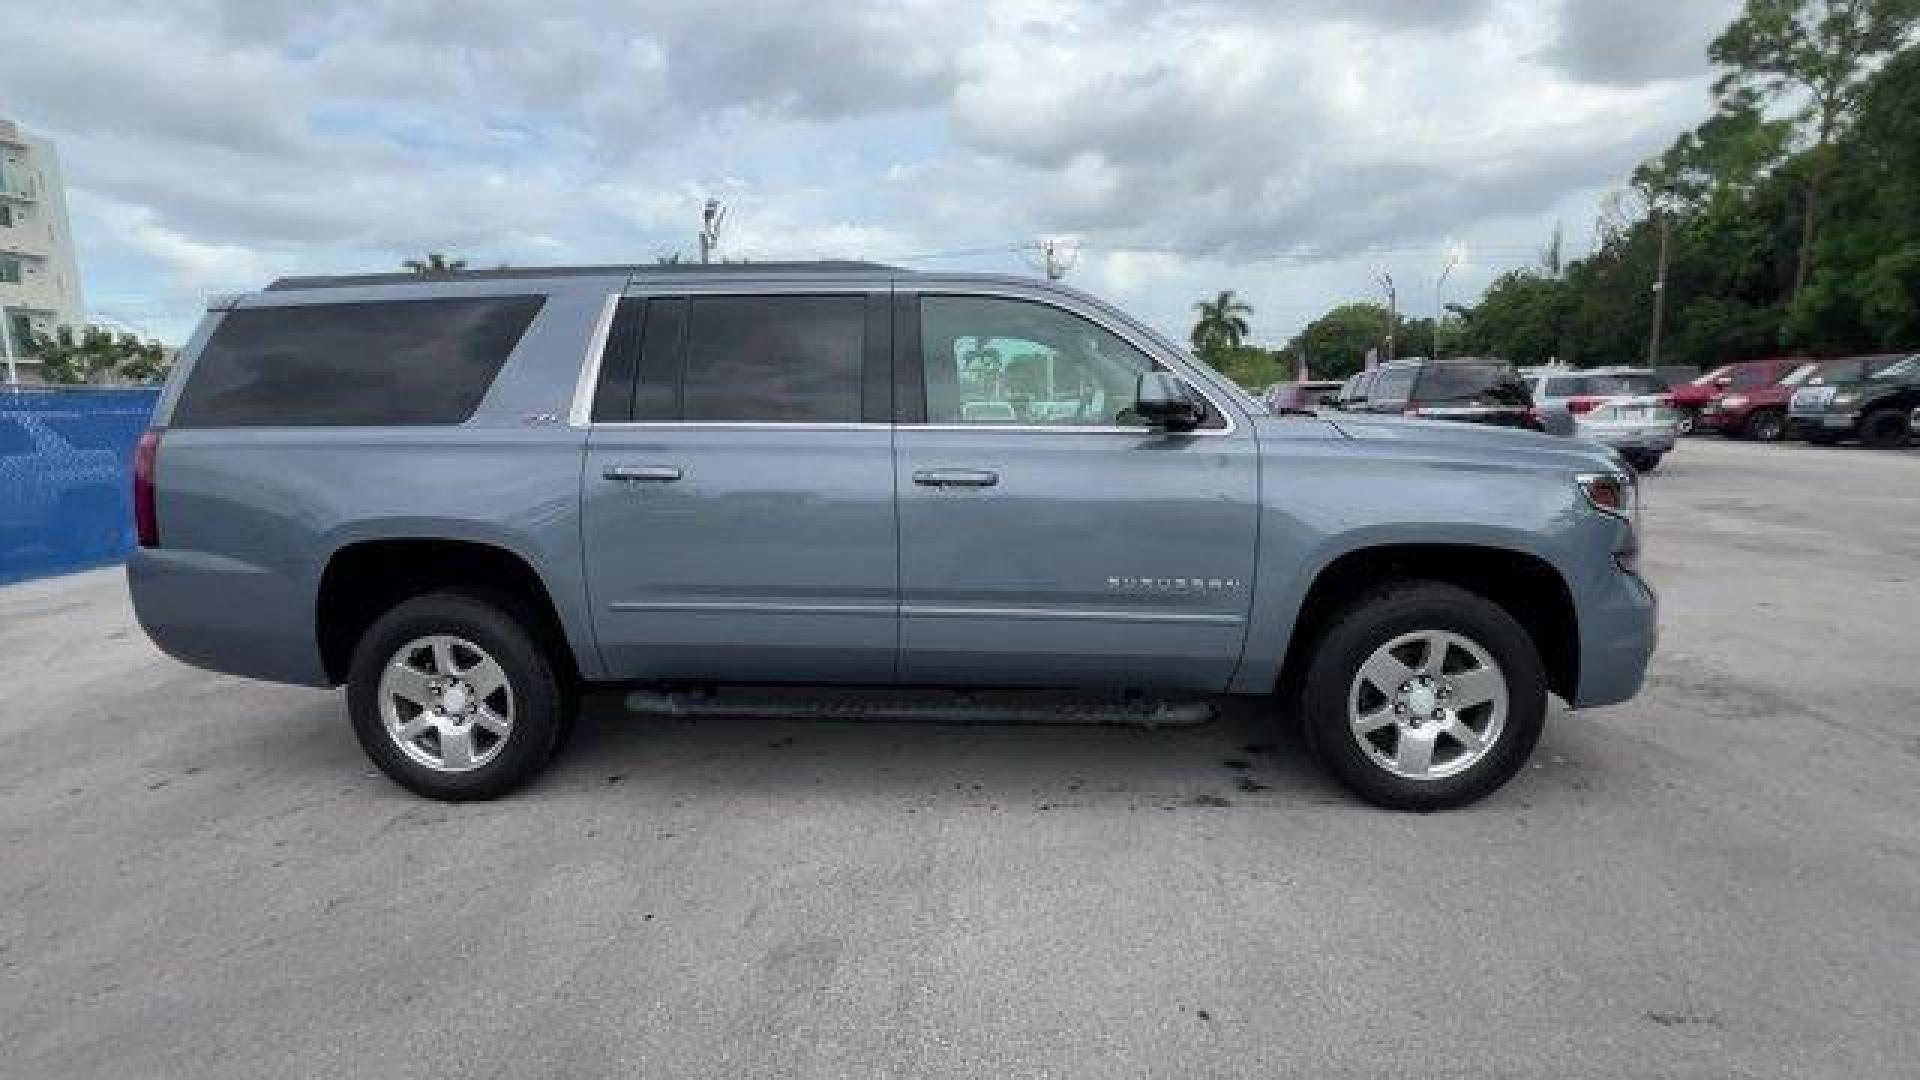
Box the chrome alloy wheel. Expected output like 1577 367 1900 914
377 635 514 772
1348 630 1508 780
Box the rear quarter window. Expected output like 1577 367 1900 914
171 295 544 427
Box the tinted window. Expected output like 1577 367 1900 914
915 294 1221 428
173 296 543 427
1414 364 1530 405
1586 373 1665 395
1727 364 1774 390
681 295 863 423
1368 367 1417 409
1543 376 1587 396
591 298 645 424
635 297 688 421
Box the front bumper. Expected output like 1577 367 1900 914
1788 410 1858 436
1573 566 1658 708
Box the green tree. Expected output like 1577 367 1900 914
1281 302 1406 379
403 251 467 275
1710 0 1920 298
1190 290 1252 363
30 325 171 385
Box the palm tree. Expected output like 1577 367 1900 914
1191 290 1253 358
403 252 467 276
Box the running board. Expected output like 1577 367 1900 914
622 686 1217 728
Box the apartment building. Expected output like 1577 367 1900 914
1 118 85 384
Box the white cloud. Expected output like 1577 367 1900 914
0 0 1735 345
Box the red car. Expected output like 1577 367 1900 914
1697 359 1818 441
1671 357 1811 437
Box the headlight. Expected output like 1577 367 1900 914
1722 394 1750 409
1833 389 1861 405
1577 471 1637 526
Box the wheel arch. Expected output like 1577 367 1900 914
1268 542 1580 706
315 536 582 687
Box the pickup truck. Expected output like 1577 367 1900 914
128 263 1656 811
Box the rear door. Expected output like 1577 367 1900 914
891 287 1259 689
580 287 898 682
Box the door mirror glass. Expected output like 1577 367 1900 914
1135 371 1202 432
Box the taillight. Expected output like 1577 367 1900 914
133 429 160 548
1567 397 1600 414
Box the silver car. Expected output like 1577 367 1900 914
1525 368 1677 470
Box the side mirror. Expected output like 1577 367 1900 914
1135 371 1203 432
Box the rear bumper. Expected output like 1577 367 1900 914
127 548 331 686
1572 566 1658 708
1578 427 1676 454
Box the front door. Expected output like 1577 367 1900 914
581 289 898 683
893 289 1260 689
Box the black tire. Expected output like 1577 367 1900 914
347 591 566 801
1298 581 1547 812
1630 451 1663 473
1859 407 1911 449
1742 408 1786 442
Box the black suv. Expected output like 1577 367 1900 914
1353 358 1540 430
1787 353 1918 447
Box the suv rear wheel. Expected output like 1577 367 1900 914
1299 582 1546 811
347 592 568 801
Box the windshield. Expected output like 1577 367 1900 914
1781 363 1816 386
1807 355 1908 385
1692 365 1731 386
1414 363 1530 405
1870 355 1919 381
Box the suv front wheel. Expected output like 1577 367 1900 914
347 592 568 801
1299 582 1547 811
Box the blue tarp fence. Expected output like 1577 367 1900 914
1 387 161 585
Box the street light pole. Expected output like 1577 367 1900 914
1377 272 1397 363
1647 192 1672 366
1435 254 1459 360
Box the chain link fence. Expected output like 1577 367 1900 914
1 387 160 585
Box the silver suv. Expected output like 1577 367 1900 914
128 263 1656 810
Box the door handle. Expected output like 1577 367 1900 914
604 465 683 483
913 468 999 488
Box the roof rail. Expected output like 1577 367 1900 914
265 260 906 291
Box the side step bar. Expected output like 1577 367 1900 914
622 686 1217 728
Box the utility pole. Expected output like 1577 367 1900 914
1434 253 1459 360
1376 272 1397 363
698 198 726 264
1647 192 1672 366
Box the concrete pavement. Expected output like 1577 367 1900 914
2 437 1916 1078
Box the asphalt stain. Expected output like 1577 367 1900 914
1187 793 1234 808
1233 775 1269 793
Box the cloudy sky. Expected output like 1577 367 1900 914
2 0 1740 349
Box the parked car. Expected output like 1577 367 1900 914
1697 361 1816 441
1788 353 1920 447
1356 358 1541 430
1572 400 1680 472
1260 379 1343 413
129 263 1655 812
1332 369 1377 410
1525 367 1669 436
1669 358 1806 435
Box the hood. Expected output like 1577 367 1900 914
1317 410 1626 474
